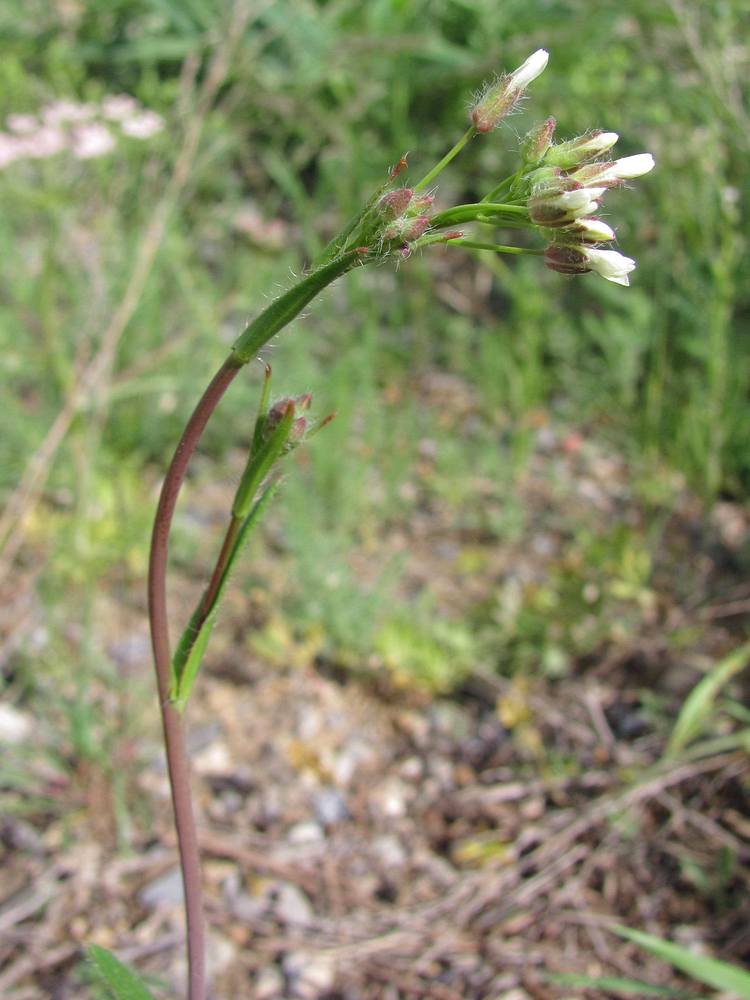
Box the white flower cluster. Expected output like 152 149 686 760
0 95 164 171
523 127 654 286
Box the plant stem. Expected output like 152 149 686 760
430 203 529 228
148 356 241 1000
197 515 243 623
444 238 544 255
148 249 364 999
413 126 476 192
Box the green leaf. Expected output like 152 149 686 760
170 483 279 709
87 946 158 1000
612 925 750 998
666 644 750 757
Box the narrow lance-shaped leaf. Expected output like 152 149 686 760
171 482 281 710
87 946 158 1000
666 644 749 757
612 926 750 999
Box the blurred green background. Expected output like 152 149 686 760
0 0 748 758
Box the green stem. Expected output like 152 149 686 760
431 202 529 228
231 249 362 363
444 238 544 255
413 126 477 193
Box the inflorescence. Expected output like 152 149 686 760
326 48 654 287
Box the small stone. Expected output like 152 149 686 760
232 892 267 924
275 882 314 927
138 867 183 909
311 787 349 826
0 703 32 744
372 835 407 869
193 741 232 776
283 951 336 998
255 965 285 999
287 822 324 844
371 778 407 818
206 932 236 978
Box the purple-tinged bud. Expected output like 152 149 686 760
520 117 556 164
545 130 619 169
265 397 296 433
383 214 431 241
378 187 413 220
403 215 430 240
471 49 549 133
544 245 590 275
289 416 308 444
410 193 435 212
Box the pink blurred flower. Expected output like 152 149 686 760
120 111 163 139
71 123 115 159
102 94 140 121
6 114 38 135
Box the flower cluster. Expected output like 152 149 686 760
319 48 653 288
523 124 654 285
0 94 163 171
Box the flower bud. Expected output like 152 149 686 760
521 165 562 188
471 49 549 133
529 186 607 226
520 117 556 164
383 215 430 241
562 217 615 243
410 193 435 213
570 153 655 187
544 245 589 275
545 130 619 169
377 187 413 219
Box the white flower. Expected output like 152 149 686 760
608 153 655 179
567 218 616 242
529 185 607 225
472 48 549 132
583 247 636 286
572 153 655 186
508 49 549 92
553 186 606 212
71 123 116 159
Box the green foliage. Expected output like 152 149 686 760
612 925 750 999
86 946 159 1000
666 645 750 758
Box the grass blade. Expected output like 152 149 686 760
667 644 750 757
613 926 750 998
